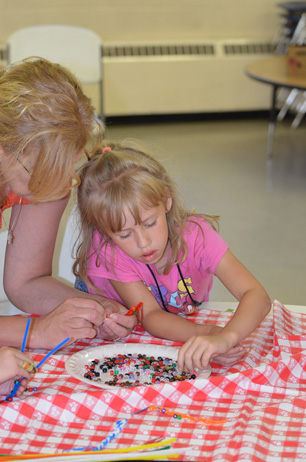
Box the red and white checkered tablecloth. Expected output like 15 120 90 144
1 300 306 461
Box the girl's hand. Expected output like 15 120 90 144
0 346 35 396
211 344 249 366
0 377 29 397
97 300 138 340
177 334 246 372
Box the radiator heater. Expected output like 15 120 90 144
102 39 275 117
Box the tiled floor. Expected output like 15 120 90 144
106 114 306 307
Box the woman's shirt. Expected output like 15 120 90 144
86 217 229 314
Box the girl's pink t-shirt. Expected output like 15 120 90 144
86 217 229 313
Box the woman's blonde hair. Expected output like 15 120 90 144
0 57 103 202
73 139 219 283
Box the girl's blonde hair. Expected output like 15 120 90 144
0 57 103 203
74 140 219 283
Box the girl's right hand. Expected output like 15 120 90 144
98 299 138 340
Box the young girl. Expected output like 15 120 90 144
0 346 35 397
74 140 271 372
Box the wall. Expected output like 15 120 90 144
0 1 282 116
0 0 281 305
0 0 280 48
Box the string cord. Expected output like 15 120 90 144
176 263 202 306
146 263 202 311
146 264 170 312
0 197 23 244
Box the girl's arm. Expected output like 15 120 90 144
214 250 271 346
110 279 217 342
178 249 271 371
3 200 136 341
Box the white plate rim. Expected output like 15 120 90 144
65 343 211 390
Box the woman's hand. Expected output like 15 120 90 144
31 297 137 348
0 346 34 396
32 297 107 349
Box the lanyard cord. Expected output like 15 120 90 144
146 264 170 312
146 263 202 311
176 263 202 306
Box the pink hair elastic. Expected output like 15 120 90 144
102 147 111 153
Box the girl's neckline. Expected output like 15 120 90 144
153 240 171 275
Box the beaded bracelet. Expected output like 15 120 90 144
134 404 226 425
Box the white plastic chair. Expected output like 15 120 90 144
7 25 103 119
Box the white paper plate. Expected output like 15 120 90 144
65 343 211 390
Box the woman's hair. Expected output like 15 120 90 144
73 139 219 283
0 57 103 202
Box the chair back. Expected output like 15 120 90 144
7 25 103 116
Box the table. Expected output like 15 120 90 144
246 56 306 157
1 300 306 461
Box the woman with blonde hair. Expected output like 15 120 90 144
0 58 135 394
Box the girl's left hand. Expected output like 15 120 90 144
210 344 249 366
177 335 247 372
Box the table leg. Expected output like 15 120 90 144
266 84 278 158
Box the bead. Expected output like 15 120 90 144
82 353 197 388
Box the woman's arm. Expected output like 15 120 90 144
0 296 137 349
4 198 90 313
0 300 104 349
3 200 136 340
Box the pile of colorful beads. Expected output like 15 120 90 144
83 353 197 387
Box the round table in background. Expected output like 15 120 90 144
246 56 306 156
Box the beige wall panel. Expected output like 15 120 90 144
103 57 271 116
0 0 280 46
